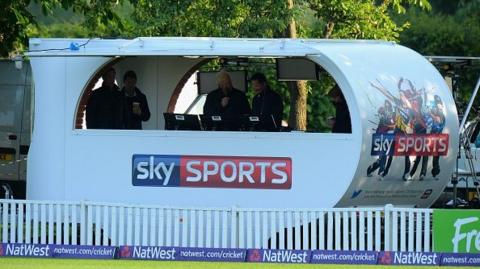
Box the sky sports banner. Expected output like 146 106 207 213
0 243 115 259
310 250 377 265
371 133 449 156
378 251 440 266
247 249 310 263
132 154 292 189
433 209 480 253
118 246 246 262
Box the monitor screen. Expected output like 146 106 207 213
242 115 279 132
200 115 243 131
163 113 202 131
276 58 319 81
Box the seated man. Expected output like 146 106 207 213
250 72 283 131
203 70 250 130
121 70 151 130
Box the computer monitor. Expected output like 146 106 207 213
163 113 202 131
201 115 243 131
243 115 279 132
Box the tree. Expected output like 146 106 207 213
0 0 126 57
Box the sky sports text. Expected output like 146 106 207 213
132 155 292 189
371 133 449 156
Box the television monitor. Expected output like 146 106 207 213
163 113 202 131
200 115 243 131
276 58 319 81
243 115 279 132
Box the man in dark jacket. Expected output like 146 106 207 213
329 85 351 133
121 70 151 130
86 68 124 129
203 70 250 130
251 72 283 131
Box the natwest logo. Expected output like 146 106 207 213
133 154 292 189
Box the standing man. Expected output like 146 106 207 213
203 70 250 130
86 68 124 129
328 85 351 133
121 70 151 130
251 72 283 131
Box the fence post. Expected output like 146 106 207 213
384 204 393 251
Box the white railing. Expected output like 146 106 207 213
0 200 432 252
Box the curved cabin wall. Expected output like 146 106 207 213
27 38 458 208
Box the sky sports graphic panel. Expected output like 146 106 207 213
371 133 449 156
132 154 292 189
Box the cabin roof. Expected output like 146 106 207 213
27 37 395 57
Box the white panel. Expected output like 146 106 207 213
95 206 101 246
367 211 373 251
286 212 293 250
334 212 341 250
55 204 62 244
262 212 269 249
254 211 260 248
174 209 180 247
134 207 141 246
375 211 381 251
408 211 414 252
214 210 220 248
400 211 406 251
126 207 133 245
342 211 349 250
205 210 212 248
190 210 196 247
158 209 164 246
359 211 365 251
231 209 237 248
222 211 228 248
415 212 423 252
279 211 285 249
246 211 253 248
351 211 357 251
72 205 78 245
18 203 24 243
26 203 32 244
48 204 54 244
327 211 333 250
151 208 158 247
181 210 188 247
9 202 17 243
424 211 431 252
119 207 125 246
198 210 204 247
40 204 47 244
142 208 149 246
238 211 244 248
63 204 69 244
33 204 39 244
103 206 110 246
294 211 301 250
270 211 277 249
111 207 117 246
165 209 173 246
391 211 398 251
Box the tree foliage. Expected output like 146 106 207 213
0 0 126 57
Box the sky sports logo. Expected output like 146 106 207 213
371 134 449 156
132 155 292 189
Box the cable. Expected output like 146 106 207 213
29 38 92 52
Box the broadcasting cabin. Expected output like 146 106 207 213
25 37 459 208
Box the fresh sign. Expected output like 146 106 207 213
433 209 480 253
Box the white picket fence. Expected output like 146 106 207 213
0 199 432 252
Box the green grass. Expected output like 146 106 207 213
0 258 475 269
